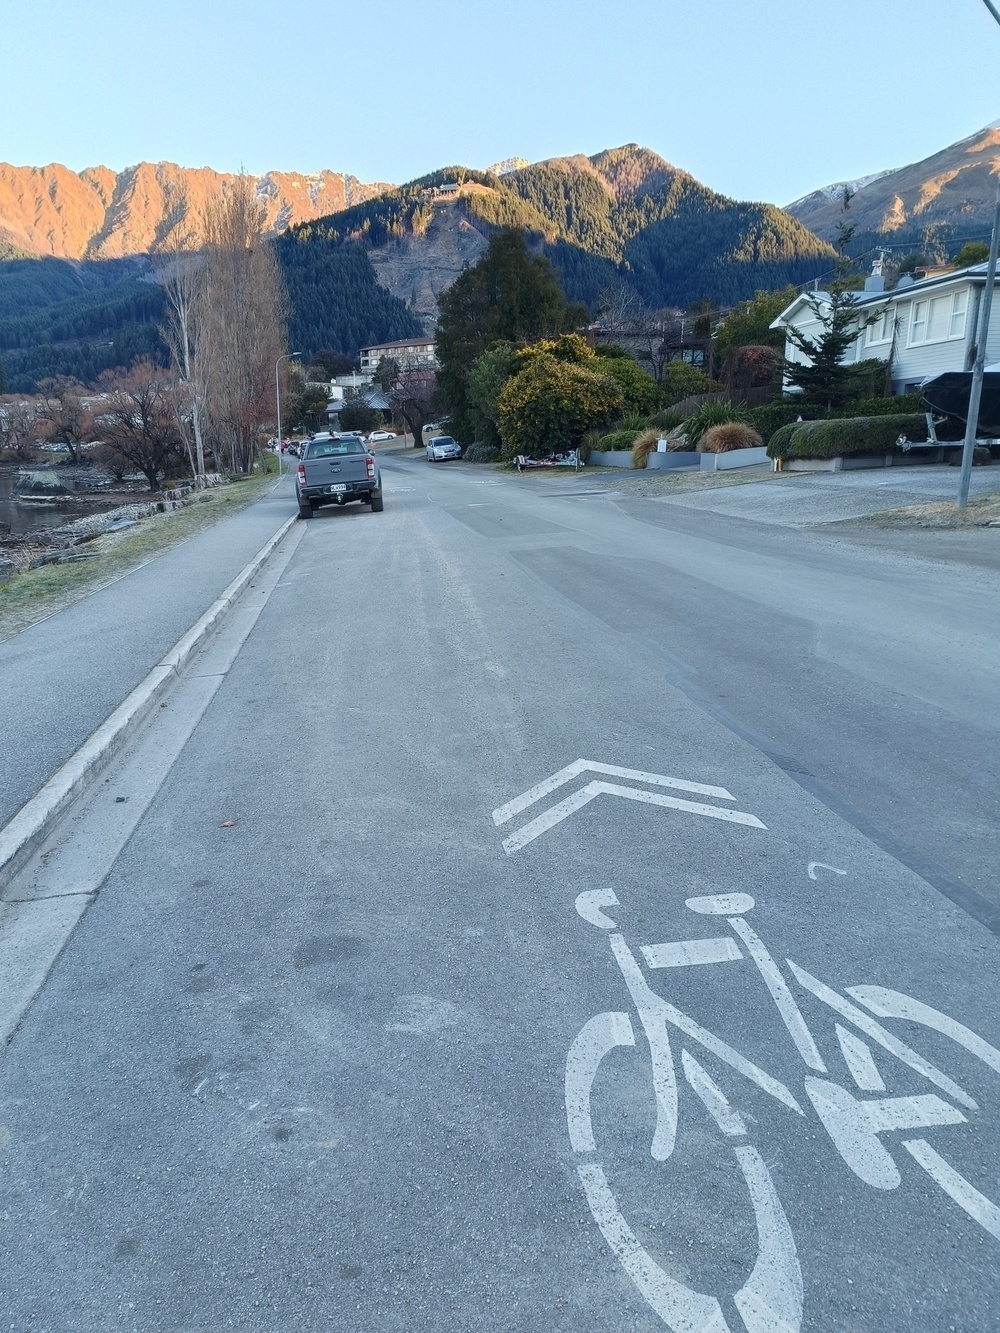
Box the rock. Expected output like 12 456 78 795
13 470 73 497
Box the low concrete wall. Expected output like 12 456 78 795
645 450 699 471
784 454 893 473
699 446 770 472
588 450 634 469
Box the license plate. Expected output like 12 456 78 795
328 484 346 493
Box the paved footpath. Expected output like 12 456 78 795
0 478 292 830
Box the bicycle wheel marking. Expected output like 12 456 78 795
565 1012 635 1154
567 871 1000 1330
902 1139 1000 1241
577 1162 732 1333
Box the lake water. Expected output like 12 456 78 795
0 470 108 536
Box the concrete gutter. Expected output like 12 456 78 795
0 514 296 888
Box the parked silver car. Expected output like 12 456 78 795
426 435 462 462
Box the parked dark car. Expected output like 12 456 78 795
295 434 383 517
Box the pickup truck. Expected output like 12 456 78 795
295 434 384 517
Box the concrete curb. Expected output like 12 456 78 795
0 514 296 888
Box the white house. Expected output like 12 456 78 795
771 261 1000 395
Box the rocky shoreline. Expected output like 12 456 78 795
0 474 223 580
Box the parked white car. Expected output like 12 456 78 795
426 435 462 462
368 430 396 443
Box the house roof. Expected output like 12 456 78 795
360 338 435 353
770 262 1000 331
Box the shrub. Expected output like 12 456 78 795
497 354 624 458
631 427 664 469
765 423 800 459
746 402 803 443
464 441 502 463
599 358 663 417
597 429 642 452
847 394 921 417
699 423 763 453
647 408 686 431
683 401 750 446
767 414 929 460
661 361 720 406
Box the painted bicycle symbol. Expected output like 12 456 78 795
566 887 1000 1332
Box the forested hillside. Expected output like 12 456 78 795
0 145 835 391
281 146 835 317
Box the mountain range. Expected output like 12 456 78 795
786 122 1000 246
4 122 1000 393
0 161 389 261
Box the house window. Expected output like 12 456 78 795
909 290 968 345
866 309 894 345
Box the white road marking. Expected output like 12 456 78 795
804 1078 965 1189
642 938 743 969
836 1025 886 1091
575 888 620 929
608 935 680 1160
807 862 846 880
686 893 755 915
729 919 827 1073
501 781 765 855
681 1051 746 1136
903 1139 1000 1241
492 760 736 827
576 1162 732 1333
787 962 977 1110
565 1012 635 1154
848 986 1000 1075
733 1145 804 1333
610 935 804 1123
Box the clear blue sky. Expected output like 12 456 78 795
5 0 1000 205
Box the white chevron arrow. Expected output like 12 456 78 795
493 761 766 855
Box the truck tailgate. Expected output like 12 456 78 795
304 455 369 486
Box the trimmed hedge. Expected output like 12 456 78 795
464 441 501 463
746 402 802 443
767 414 929 460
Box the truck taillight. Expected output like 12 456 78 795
366 456 376 478
297 464 306 481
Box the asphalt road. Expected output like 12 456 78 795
1 455 998 1332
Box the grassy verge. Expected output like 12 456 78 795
0 474 278 641
841 488 1000 530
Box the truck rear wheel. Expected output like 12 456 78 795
370 492 384 512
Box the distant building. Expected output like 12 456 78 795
359 338 438 374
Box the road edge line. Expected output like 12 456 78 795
0 514 296 888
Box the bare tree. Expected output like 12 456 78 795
153 199 208 485
98 362 183 492
0 397 42 462
388 366 436 449
35 378 94 464
197 176 288 475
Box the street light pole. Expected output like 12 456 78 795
274 352 302 478
958 0 1000 505
957 185 1000 507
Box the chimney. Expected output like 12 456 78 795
864 256 885 293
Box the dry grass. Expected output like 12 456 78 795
843 488 1000 530
699 422 763 453
631 428 664 469
0 474 278 641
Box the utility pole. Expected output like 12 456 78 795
959 0 1000 506
274 352 301 478
957 186 1000 507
